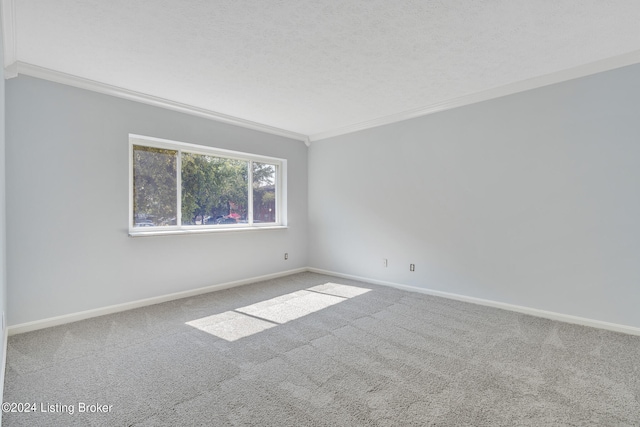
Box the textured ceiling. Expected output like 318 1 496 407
7 0 640 139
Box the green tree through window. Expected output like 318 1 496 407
131 137 284 233
133 146 177 226
181 153 248 225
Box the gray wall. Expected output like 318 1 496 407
0 15 7 390
309 64 640 328
5 63 640 330
6 76 308 326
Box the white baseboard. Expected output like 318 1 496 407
8 266 640 338
1 312 7 425
7 268 307 336
308 267 640 337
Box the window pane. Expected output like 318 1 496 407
253 162 277 223
133 145 177 227
181 153 248 225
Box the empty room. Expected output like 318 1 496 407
1 1 640 426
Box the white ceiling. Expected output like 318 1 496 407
4 0 640 141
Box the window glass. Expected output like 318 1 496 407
181 153 248 225
130 135 285 234
132 145 177 227
253 162 277 223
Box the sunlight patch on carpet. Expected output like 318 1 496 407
186 283 370 341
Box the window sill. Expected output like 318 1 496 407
128 225 288 237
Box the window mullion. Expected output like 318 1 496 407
275 164 280 224
248 160 253 225
176 149 182 227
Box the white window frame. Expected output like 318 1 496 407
129 134 287 237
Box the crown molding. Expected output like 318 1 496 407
10 61 309 144
309 49 640 142
1 0 17 76
5 48 640 145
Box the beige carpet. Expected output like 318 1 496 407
3 272 640 426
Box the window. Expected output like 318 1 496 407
129 134 286 236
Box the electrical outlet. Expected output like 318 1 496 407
284 253 288 260
410 264 415 272
382 258 388 267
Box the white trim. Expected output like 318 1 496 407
7 267 640 337
7 268 307 336
129 225 288 237
279 159 288 226
1 0 17 73
1 312 7 426
12 61 309 143
128 137 134 232
307 268 640 337
7 51 640 142
129 134 286 235
130 133 286 163
309 49 640 142
176 143 183 226
3 61 16 78
247 160 254 225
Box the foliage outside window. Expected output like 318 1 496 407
130 135 285 235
